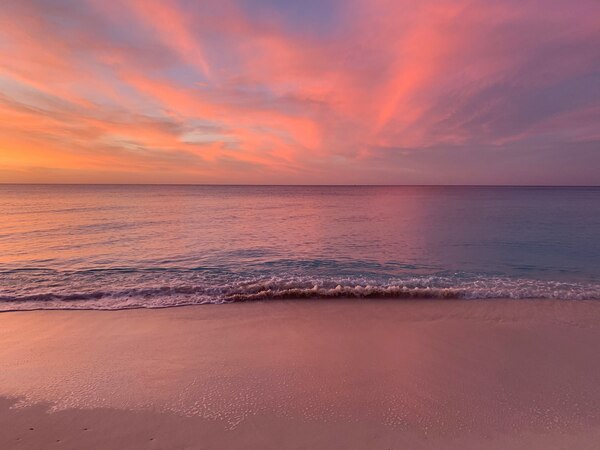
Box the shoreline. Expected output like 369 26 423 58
2 298 600 449
1 295 598 314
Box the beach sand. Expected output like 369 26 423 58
1 299 600 449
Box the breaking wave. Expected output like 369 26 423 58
1 271 600 311
223 285 460 301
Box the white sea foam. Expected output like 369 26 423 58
1 273 599 311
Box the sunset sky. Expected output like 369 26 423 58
0 0 598 185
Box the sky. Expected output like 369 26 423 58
0 0 598 185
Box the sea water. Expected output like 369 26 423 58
1 185 599 310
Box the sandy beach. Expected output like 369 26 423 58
1 299 600 449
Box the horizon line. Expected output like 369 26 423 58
0 183 599 188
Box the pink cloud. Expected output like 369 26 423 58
0 0 598 184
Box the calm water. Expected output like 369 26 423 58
1 185 599 310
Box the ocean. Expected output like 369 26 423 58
1 185 599 310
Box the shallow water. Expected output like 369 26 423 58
1 185 599 310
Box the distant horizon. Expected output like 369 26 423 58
1 183 599 188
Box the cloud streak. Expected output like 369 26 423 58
0 0 598 184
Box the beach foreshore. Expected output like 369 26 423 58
1 299 600 449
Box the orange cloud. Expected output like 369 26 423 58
0 0 598 184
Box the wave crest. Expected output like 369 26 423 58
2 272 600 311
224 285 460 301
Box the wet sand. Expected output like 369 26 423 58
1 299 600 449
